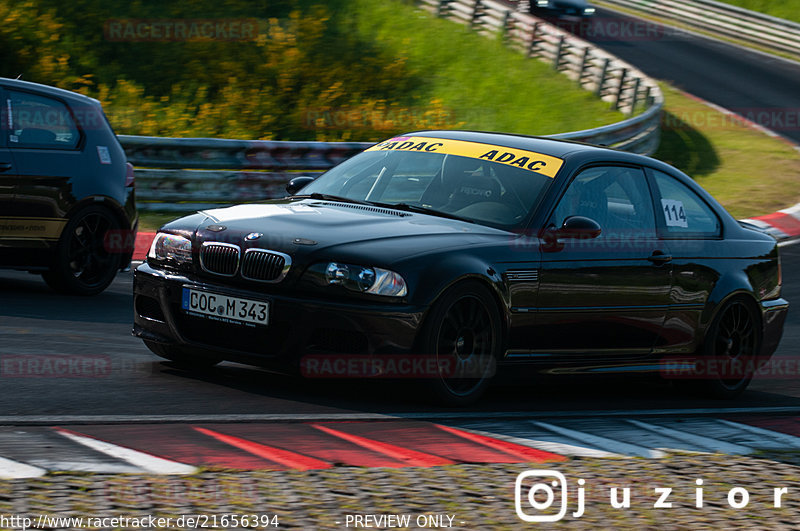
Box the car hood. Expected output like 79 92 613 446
188 199 511 265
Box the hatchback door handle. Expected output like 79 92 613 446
648 250 672 264
0 162 11 172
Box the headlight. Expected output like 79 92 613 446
148 233 193 265
536 0 549 6
584 6 596 13
326 262 407 297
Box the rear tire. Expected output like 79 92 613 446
676 297 761 399
419 281 501 406
143 340 221 368
42 206 122 296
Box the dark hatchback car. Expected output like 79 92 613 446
530 0 596 19
133 131 787 404
0 78 136 295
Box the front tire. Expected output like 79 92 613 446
420 281 501 406
42 206 122 296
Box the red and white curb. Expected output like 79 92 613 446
2 416 800 479
742 203 800 242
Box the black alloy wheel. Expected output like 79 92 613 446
42 206 122 295
422 281 501 406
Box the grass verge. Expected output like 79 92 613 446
340 0 626 135
656 84 800 219
715 0 800 23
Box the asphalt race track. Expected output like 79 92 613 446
0 242 798 417
565 7 800 143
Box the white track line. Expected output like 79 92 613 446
717 419 800 449
626 419 752 454
450 425 621 458
0 456 46 479
532 421 665 458
55 430 196 475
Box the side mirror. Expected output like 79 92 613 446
557 215 602 239
286 176 315 196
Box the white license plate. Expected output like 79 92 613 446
182 288 269 326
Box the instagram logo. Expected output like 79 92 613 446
515 470 586 522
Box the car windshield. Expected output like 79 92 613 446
300 140 559 229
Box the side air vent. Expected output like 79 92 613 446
505 269 539 282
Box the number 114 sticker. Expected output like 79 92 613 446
661 199 688 228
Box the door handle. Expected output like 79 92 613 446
648 250 672 264
0 162 11 172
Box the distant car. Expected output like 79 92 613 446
133 130 787 405
530 0 596 18
0 78 137 295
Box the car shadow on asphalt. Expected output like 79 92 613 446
0 270 133 324
151 360 800 414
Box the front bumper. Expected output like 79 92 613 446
760 297 789 357
132 263 426 368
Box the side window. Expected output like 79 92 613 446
651 170 721 237
7 90 80 149
551 166 655 239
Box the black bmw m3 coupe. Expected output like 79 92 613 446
133 130 787 404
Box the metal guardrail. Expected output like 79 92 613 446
120 136 372 211
597 0 800 59
127 0 664 211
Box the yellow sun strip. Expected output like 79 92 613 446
365 136 564 178
0 218 67 239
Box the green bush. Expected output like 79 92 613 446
1 0 623 140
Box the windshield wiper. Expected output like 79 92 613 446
366 201 475 224
294 192 374 206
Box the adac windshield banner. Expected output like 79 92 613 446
365 136 564 178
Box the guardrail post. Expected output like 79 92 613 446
553 35 566 70
501 10 512 42
527 22 540 57
437 0 450 17
595 58 610 97
471 0 482 29
577 46 591 86
629 77 640 116
613 68 628 111
644 85 653 108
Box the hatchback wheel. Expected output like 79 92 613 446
42 206 122 295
